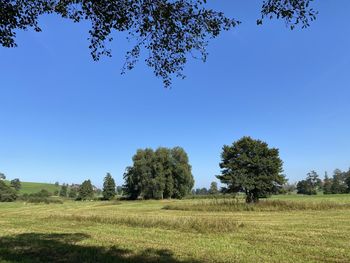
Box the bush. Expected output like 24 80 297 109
0 181 18 202
19 190 62 204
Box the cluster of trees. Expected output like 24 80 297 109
192 182 219 196
297 169 350 195
123 147 194 199
1 137 288 204
0 174 21 202
0 171 118 202
58 173 117 201
3 137 348 204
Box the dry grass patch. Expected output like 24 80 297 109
46 214 244 234
163 199 350 212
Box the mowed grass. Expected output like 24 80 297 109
1 195 350 262
3 180 59 194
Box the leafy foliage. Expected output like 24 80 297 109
123 147 194 199
20 190 63 204
102 173 116 200
258 0 318 29
209 181 219 195
59 184 68 197
323 172 332 194
296 171 321 195
330 169 348 194
0 180 18 202
216 136 285 203
10 178 21 191
0 0 317 87
193 187 208 195
77 180 94 200
68 187 77 199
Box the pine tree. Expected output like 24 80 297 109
102 173 116 200
209 182 219 195
323 172 332 194
78 180 94 200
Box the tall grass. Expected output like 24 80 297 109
47 214 244 234
163 199 350 212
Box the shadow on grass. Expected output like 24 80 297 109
0 233 199 263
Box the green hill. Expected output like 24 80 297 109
3 180 60 194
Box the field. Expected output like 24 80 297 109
1 195 350 263
3 180 59 194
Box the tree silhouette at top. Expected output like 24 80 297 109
0 0 317 87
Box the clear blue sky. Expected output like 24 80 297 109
1 1 349 188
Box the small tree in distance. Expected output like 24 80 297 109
217 136 285 203
59 184 68 197
68 188 77 199
10 178 21 191
0 173 6 180
323 172 332 194
296 171 321 195
77 180 94 200
102 173 116 200
209 182 219 195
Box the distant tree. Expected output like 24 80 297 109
0 1 317 87
209 182 219 195
59 184 68 197
282 182 296 194
217 137 285 203
116 186 123 196
123 147 194 200
323 172 332 195
346 170 350 193
10 178 21 191
36 189 51 198
296 171 321 195
77 180 94 200
102 173 116 200
194 188 209 195
297 180 312 195
68 188 77 199
308 170 322 189
0 173 5 180
95 188 102 196
54 182 59 187
0 180 18 202
330 169 348 194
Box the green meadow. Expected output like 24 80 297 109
3 180 59 195
1 195 350 263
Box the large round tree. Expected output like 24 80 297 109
216 136 285 203
123 147 194 200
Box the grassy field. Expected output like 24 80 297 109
1 195 350 262
3 180 59 194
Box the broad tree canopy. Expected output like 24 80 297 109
217 136 285 203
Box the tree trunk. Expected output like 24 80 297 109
245 191 259 203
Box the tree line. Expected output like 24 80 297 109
2 136 349 204
0 137 287 204
296 169 350 195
